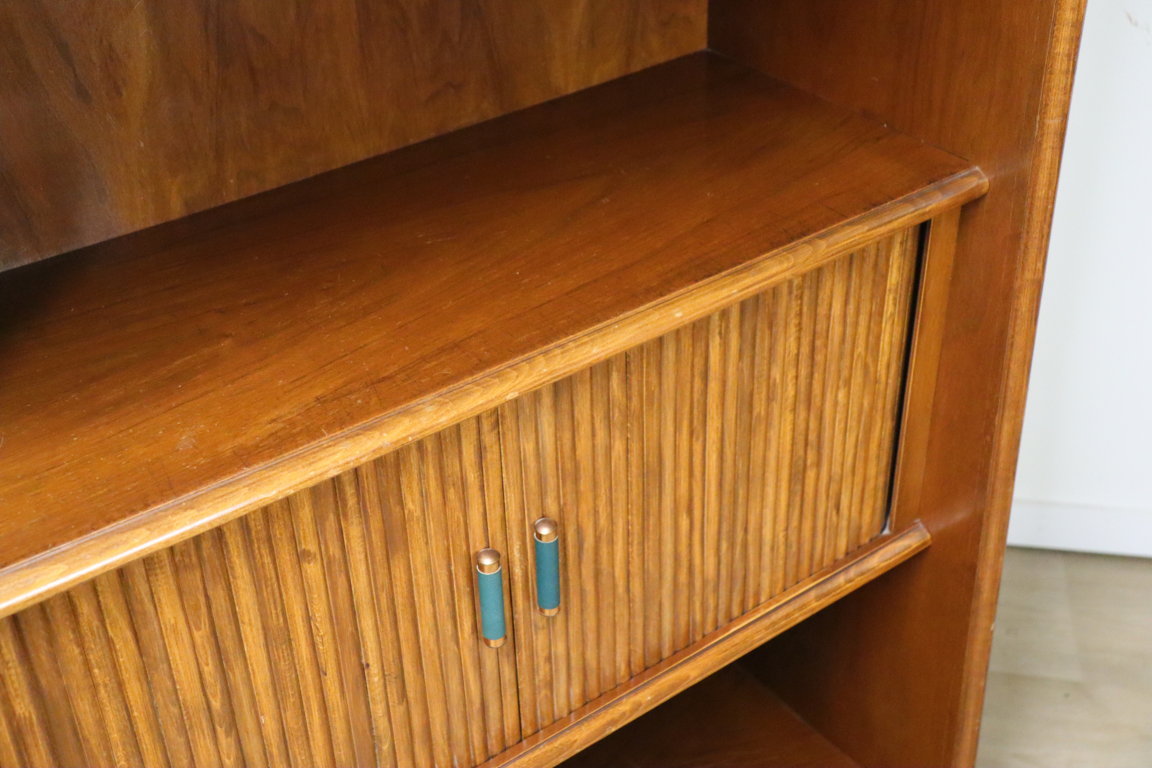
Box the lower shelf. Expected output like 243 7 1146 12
559 665 858 768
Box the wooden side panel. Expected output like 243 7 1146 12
0 0 706 269
710 1 1085 764
504 229 920 734
0 447 523 768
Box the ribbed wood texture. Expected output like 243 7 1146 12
0 229 918 768
0 457 524 768
504 227 920 734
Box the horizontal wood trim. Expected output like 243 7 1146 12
484 522 932 768
0 52 985 617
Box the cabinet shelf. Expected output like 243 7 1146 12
0 51 983 615
559 664 859 768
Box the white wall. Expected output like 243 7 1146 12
1008 0 1152 557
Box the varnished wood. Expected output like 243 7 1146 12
0 0 706 269
558 665 859 768
484 523 930 768
0 430 529 768
0 513 928 768
889 209 961 536
500 230 918 735
0 53 985 617
0 1 1082 763
711 1 1086 764
0 233 930 766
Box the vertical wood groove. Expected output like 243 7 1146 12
516 230 921 736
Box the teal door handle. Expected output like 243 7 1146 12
533 518 560 616
475 548 506 648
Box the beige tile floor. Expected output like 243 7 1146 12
976 547 1152 767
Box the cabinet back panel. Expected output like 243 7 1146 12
0 229 917 767
0 0 705 270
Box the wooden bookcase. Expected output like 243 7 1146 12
0 2 1084 766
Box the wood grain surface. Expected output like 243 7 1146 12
0 0 1080 763
502 229 918 736
486 524 930 768
0 495 929 768
0 0 706 269
0 436 525 768
710 0 1086 764
558 665 859 768
0 230 923 767
0 53 985 617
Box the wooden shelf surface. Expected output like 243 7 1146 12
559 664 859 768
0 52 983 614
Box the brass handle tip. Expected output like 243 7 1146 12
533 517 559 542
475 548 501 573
483 637 505 649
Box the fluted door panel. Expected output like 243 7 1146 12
499 226 920 734
0 440 523 768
